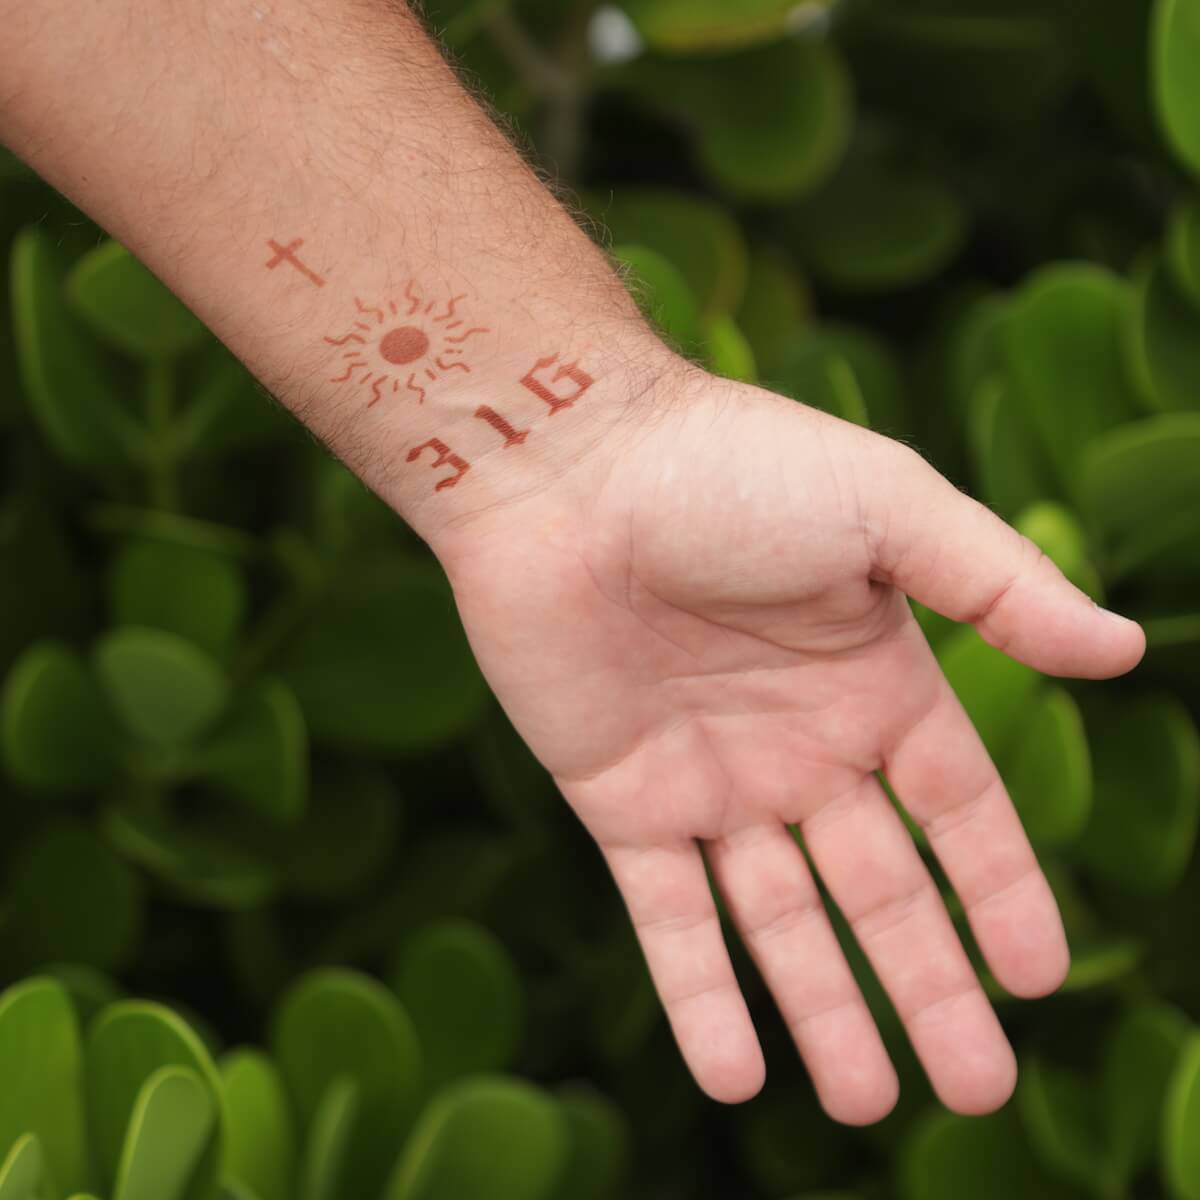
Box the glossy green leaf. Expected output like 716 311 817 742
1154 0 1200 178
85 1000 223 1200
1081 695 1200 892
592 189 747 315
110 541 246 658
113 1067 216 1200
273 969 421 1198
1166 1034 1200 1199
1078 414 1200 578
1167 199 1200 308
386 1077 568 1200
10 227 142 473
1014 502 1104 602
393 919 524 1089
195 680 308 824
1 642 115 792
94 627 229 747
788 165 966 293
67 241 206 360
619 0 829 52
1102 1004 1189 1186
1059 935 1142 994
1005 263 1142 493
614 245 702 355
1003 688 1092 849
220 1051 296 1200
102 806 279 909
734 245 811 377
551 1087 632 1200
3 823 143 972
1017 1058 1108 1193
704 315 757 382
902 1107 1082 1200
0 979 88 1198
967 379 1056 521
274 563 488 756
298 1079 358 1200
936 627 1041 759
0 1135 43 1200
633 38 851 201
1131 256 1200 412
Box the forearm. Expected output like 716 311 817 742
0 0 671 545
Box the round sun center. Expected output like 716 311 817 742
379 325 430 365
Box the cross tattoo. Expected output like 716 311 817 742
265 238 326 288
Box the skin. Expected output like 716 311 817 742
0 0 1145 1124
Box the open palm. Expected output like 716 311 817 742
440 370 1145 1126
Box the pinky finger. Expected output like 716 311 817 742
604 840 765 1103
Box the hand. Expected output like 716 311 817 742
438 362 1145 1126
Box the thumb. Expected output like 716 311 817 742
873 444 1145 679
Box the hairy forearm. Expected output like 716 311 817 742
0 0 671 544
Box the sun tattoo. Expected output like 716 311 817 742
323 285 490 407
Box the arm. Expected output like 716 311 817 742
0 0 1146 1125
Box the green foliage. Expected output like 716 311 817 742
3 0 1200 1196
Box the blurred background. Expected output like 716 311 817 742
2 1 1200 1198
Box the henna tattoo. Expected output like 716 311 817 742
475 405 529 448
519 354 595 415
407 438 470 490
324 285 489 404
265 238 325 287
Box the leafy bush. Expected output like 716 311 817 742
2 0 1200 1197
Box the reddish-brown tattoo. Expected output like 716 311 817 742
407 438 470 491
324 286 489 404
474 405 529 448
519 354 595 415
265 238 326 287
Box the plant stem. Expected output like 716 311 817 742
144 358 178 511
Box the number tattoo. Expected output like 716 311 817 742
406 438 470 490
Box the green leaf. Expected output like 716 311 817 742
1004 263 1142 494
1059 935 1142 994
3 823 143 973
1016 1058 1108 1194
113 1067 216 1200
0 1135 43 1200
632 38 852 201
614 245 702 355
902 1107 1083 1200
1153 0 1200 178
967 380 1056 522
110 541 246 659
935 627 1041 759
94 627 229 747
274 562 488 756
1130 256 1200 412
1 643 116 792
66 241 206 360
1081 694 1200 892
102 806 279 910
1101 1004 1189 1187
551 1087 631 1200
298 1080 358 1200
272 969 421 1198
385 1077 568 1200
280 765 398 898
0 979 89 1198
220 1051 296 1200
591 189 748 316
787 164 966 293
10 227 142 473
703 315 757 383
392 919 524 1089
194 680 308 825
1165 1034 1200 1199
1003 688 1092 850
734 245 811 378
1078 414 1200 579
1014 502 1103 602
85 1000 224 1200
618 0 831 52
1167 199 1200 308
